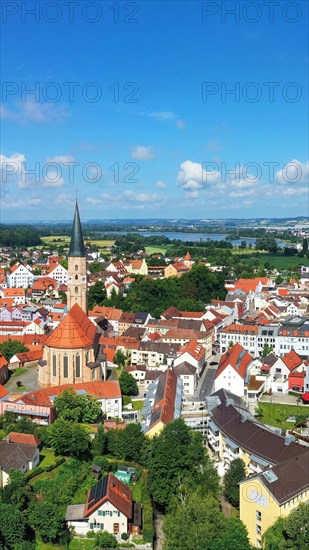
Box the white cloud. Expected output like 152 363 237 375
54 193 73 205
156 180 167 189
176 119 185 129
42 170 64 188
0 152 27 188
275 159 309 184
150 111 177 121
1 196 42 208
86 197 102 205
280 187 308 197
99 190 166 208
229 188 256 198
0 100 69 124
177 160 220 193
47 155 75 164
131 145 154 160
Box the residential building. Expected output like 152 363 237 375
0 439 40 487
213 343 253 397
206 395 307 475
141 368 182 437
65 473 142 538
7 262 35 289
239 450 309 547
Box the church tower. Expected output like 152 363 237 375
67 201 87 313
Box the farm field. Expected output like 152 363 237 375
41 235 115 248
145 245 170 254
236 252 307 270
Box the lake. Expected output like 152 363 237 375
99 231 286 247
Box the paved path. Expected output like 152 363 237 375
5 365 40 393
260 394 301 405
154 508 165 550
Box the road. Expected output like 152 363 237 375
197 350 221 401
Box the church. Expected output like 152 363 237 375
38 203 105 387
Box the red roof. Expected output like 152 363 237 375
21 381 121 407
178 339 206 361
45 304 97 349
184 250 192 260
282 349 303 372
215 343 253 380
221 323 259 335
104 348 116 362
5 432 41 446
0 353 8 369
15 348 43 363
0 385 9 398
84 473 132 518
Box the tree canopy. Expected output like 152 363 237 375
147 419 219 511
47 419 91 457
223 458 246 508
54 388 101 423
263 502 309 550
0 340 29 361
119 370 138 396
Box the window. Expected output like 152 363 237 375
100 523 104 529
75 274 78 280
63 354 68 378
256 525 261 535
76 354 81 378
92 369 96 380
75 286 78 293
98 510 104 516
52 355 56 377
256 510 261 521
75 265 78 271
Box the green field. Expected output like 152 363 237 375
258 402 309 430
234 251 307 270
145 245 170 255
42 235 114 248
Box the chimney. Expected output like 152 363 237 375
284 434 295 445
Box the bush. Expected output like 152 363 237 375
121 532 129 540
86 530 95 538
94 530 117 548
92 456 110 470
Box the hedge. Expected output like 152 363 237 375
140 472 154 543
25 456 65 480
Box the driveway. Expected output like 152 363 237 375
259 394 300 405
196 349 221 400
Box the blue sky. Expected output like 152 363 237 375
1 0 308 221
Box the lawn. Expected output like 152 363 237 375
132 400 144 411
11 367 28 377
37 543 63 550
39 449 59 468
257 402 309 430
145 245 169 255
69 540 95 550
237 252 307 270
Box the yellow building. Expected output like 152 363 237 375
239 450 309 547
164 263 189 278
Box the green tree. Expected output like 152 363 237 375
302 238 308 255
94 530 117 548
92 424 107 456
164 493 226 550
114 349 127 368
0 340 29 361
54 388 101 423
147 419 216 511
2 469 32 510
88 281 106 309
28 500 67 543
223 459 246 508
263 502 309 550
119 370 138 396
48 419 91 457
121 423 146 462
208 517 252 550
261 343 274 357
0 504 26 549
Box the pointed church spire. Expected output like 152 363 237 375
68 201 86 257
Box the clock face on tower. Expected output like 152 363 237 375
68 276 73 283
81 276 86 282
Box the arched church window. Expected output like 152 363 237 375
76 354 81 378
75 274 78 280
52 355 56 377
75 287 78 293
75 265 78 271
63 354 68 378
